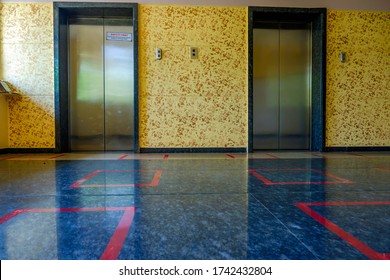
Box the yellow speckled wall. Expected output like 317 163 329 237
0 95 8 148
326 10 390 147
0 3 54 148
139 5 248 148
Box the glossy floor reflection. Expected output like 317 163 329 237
0 152 389 260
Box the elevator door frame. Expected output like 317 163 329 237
248 7 326 152
54 2 139 153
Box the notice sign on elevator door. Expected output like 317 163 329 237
106 32 132 42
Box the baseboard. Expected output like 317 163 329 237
0 148 10 154
3 147 387 153
2 148 57 153
325 146 390 152
140 148 247 153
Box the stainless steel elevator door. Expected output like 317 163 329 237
253 24 311 150
69 18 104 151
253 28 280 149
69 18 134 151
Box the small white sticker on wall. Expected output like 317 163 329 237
106 32 132 42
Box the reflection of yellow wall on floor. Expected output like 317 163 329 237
326 10 390 147
0 3 54 148
139 5 248 148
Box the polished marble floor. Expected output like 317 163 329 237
0 152 389 260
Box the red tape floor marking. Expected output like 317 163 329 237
71 170 163 188
0 207 136 260
265 153 280 159
248 168 352 185
295 201 390 260
118 154 129 160
100 207 136 260
47 154 65 160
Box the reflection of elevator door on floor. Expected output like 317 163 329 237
253 24 311 150
69 18 134 151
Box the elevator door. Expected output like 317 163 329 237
253 23 311 150
69 18 134 151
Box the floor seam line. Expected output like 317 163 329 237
249 193 321 260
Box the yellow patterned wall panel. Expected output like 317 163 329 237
0 96 8 148
0 3 53 44
139 5 248 148
8 95 54 148
1 43 53 96
0 3 54 148
326 10 390 147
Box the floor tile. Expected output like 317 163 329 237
0 152 389 260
